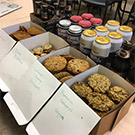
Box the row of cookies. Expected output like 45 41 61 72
43 54 91 82
71 73 129 117
30 44 56 59
10 25 44 41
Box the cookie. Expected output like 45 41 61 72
88 73 111 93
107 86 128 104
87 92 115 112
60 54 75 61
59 75 73 83
40 53 48 57
42 44 52 53
27 27 43 36
67 59 90 74
35 55 40 59
44 56 67 73
12 30 31 41
50 50 56 53
94 110 107 117
54 72 71 80
72 81 92 98
33 47 43 55
30 50 35 54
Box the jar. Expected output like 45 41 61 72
126 67 135 87
90 36 111 64
81 13 94 20
105 20 120 32
90 17 103 29
107 32 123 53
80 30 97 55
117 25 133 41
67 25 82 49
95 25 109 36
70 15 82 25
78 20 91 31
57 19 71 40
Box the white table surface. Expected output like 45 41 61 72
0 0 135 135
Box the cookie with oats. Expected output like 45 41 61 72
33 47 43 55
42 44 52 53
59 75 73 83
54 72 72 80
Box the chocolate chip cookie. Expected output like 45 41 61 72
54 72 71 80
42 44 52 53
33 47 43 55
87 92 115 112
72 81 92 98
59 75 73 83
44 56 67 73
88 73 111 93
107 86 129 104
67 59 90 74
60 54 75 61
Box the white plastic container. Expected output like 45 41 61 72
57 19 71 40
67 25 82 49
95 26 109 36
90 36 111 64
117 25 133 41
105 20 120 32
80 29 97 55
107 32 123 53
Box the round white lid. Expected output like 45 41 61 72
59 20 71 27
69 25 82 33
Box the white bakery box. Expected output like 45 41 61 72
1 45 96 126
26 65 135 135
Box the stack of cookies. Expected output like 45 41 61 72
71 73 129 117
43 54 90 82
30 44 55 59
10 25 44 41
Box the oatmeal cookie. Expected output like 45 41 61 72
44 56 67 73
67 59 90 74
42 44 52 53
88 73 111 93
35 55 40 59
60 54 75 61
40 53 48 57
54 72 71 80
87 92 115 112
107 86 128 104
72 81 92 98
59 75 73 83
33 47 43 55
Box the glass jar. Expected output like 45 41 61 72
105 20 120 32
78 20 91 31
67 25 82 49
90 36 111 64
57 19 71 40
81 13 94 20
117 25 133 41
80 29 97 55
95 25 109 36
70 15 82 25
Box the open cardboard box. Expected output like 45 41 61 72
26 65 135 135
1 21 46 42
19 32 69 54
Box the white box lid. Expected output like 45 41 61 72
26 83 100 135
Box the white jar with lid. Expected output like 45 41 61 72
107 32 123 53
117 25 133 41
57 19 71 40
90 36 111 64
80 29 97 55
105 20 120 32
67 25 82 49
95 26 109 36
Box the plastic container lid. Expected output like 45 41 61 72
78 20 91 28
95 36 110 44
95 26 109 32
107 20 120 26
81 13 94 20
68 25 82 33
70 15 82 22
90 18 103 25
83 30 97 37
59 19 71 27
108 32 123 39
119 25 133 32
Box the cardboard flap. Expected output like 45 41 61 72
111 94 135 130
0 42 36 92
4 60 60 125
26 83 100 135
0 30 16 61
